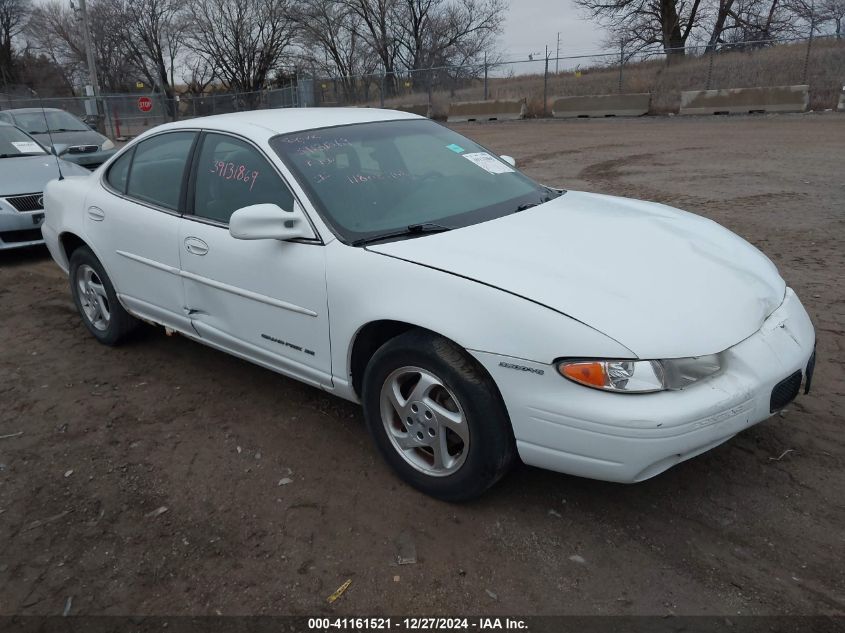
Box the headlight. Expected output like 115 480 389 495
101 139 115 151
557 355 721 393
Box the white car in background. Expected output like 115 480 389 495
41 109 816 500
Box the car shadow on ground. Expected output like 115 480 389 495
0 244 50 267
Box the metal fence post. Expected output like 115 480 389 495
543 45 549 117
706 45 715 90
427 65 433 112
802 0 815 85
380 72 385 108
483 52 488 100
618 41 624 93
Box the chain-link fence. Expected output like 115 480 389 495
305 34 844 116
1 34 842 142
0 84 297 140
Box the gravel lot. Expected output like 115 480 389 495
1 114 843 617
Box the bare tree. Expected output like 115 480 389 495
575 0 706 57
0 0 29 86
26 0 135 92
296 0 376 100
396 0 505 72
339 0 403 92
820 0 845 36
122 0 185 116
185 0 296 105
181 53 217 96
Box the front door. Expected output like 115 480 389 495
178 131 332 388
84 131 197 331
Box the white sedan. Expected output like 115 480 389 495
42 109 816 500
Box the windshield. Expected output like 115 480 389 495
12 110 90 134
270 119 557 244
0 126 48 157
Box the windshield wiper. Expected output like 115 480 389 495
352 222 454 246
513 189 565 214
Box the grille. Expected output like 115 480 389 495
770 370 802 412
67 145 99 154
0 229 43 243
4 193 44 212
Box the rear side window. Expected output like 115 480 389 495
106 148 133 194
126 132 196 210
192 133 294 224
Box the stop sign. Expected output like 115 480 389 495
138 96 153 112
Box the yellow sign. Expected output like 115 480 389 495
574 71 582 78
404 81 411 88
136 81 144 89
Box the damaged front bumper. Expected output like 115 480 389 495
470 287 816 483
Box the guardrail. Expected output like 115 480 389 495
679 85 809 115
551 93 651 118
447 99 526 122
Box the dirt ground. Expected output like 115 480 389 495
1 114 843 618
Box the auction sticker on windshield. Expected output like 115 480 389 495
10 141 44 154
462 152 514 174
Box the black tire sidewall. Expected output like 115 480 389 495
362 330 515 501
69 247 133 346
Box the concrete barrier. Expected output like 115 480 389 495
393 103 431 117
551 93 650 118
679 85 809 115
447 99 526 122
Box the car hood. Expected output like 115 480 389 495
367 191 786 358
0 155 63 195
30 130 104 147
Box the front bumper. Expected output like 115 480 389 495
0 207 45 250
471 287 816 483
61 148 116 170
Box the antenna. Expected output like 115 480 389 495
37 96 64 181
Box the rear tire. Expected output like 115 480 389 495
362 329 515 501
69 246 139 346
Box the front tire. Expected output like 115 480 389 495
362 330 516 501
69 246 139 346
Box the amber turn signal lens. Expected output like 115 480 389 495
559 361 608 388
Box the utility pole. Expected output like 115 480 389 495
76 0 103 132
543 45 549 117
555 32 560 74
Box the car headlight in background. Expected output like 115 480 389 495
557 355 721 393
101 139 115 151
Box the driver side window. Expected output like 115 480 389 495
192 133 294 225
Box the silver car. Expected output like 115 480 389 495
0 121 91 250
0 108 116 170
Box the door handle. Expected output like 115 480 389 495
87 206 105 221
184 236 209 256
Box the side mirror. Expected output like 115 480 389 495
500 155 516 168
229 203 315 241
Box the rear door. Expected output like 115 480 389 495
178 131 332 388
84 131 197 330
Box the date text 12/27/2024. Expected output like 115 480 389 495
307 618 528 630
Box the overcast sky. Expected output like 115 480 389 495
497 0 605 61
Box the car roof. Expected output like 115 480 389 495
155 107 422 140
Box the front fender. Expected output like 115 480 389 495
326 241 635 396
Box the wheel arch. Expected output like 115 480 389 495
349 320 419 398
347 320 509 415
59 231 88 266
